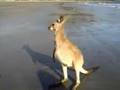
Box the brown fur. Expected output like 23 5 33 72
48 16 89 90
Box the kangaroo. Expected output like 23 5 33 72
48 16 89 90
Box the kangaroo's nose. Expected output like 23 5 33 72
48 26 50 30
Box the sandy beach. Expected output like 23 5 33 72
0 2 120 90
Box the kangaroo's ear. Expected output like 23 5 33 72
61 15 70 24
56 15 64 23
59 16 64 22
57 15 70 24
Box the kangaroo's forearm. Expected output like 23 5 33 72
52 48 56 61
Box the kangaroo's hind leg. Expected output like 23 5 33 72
72 69 80 90
59 64 68 87
72 59 82 90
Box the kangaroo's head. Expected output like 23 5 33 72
48 16 68 33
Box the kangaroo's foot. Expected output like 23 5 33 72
72 82 80 90
48 79 68 89
60 79 68 87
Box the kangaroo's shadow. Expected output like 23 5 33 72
22 45 67 90
22 45 61 73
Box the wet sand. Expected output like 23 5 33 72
0 2 120 90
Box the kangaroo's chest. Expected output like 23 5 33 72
55 47 73 67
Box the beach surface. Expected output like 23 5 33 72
0 2 120 90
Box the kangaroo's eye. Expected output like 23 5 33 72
52 24 54 26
